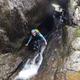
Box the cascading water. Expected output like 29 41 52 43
15 46 46 80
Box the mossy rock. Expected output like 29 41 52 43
75 27 80 37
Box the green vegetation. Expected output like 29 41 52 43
75 27 80 37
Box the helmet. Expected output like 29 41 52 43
31 29 39 33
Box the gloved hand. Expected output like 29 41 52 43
45 42 47 46
25 43 28 46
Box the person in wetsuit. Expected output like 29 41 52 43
25 29 47 51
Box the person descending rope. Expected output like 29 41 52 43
25 29 47 52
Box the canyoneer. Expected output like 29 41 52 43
25 29 47 52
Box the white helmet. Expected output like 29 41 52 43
31 29 39 33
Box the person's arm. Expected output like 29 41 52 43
38 33 47 45
25 36 32 46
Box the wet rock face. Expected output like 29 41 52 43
0 0 51 48
0 28 10 52
0 53 22 80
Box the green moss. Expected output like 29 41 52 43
78 71 80 73
62 26 68 44
75 28 80 37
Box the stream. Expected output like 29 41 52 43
15 46 46 80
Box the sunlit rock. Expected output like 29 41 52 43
73 6 80 26
72 37 80 50
65 51 80 71
69 0 80 26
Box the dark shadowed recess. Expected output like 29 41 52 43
38 14 55 37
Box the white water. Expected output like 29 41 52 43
51 3 62 12
15 46 46 80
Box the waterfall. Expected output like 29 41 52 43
15 46 46 80
51 3 62 12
